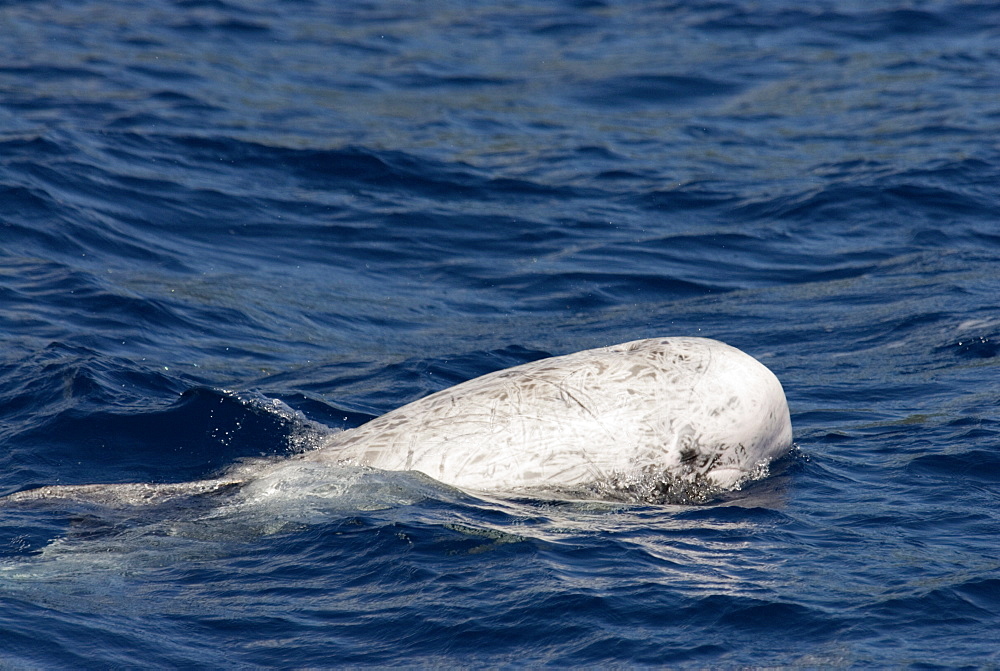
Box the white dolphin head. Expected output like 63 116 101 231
319 337 793 501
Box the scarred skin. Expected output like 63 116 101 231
317 337 793 493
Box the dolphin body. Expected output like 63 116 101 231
314 337 793 498
7 337 792 505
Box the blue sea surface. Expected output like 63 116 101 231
2 0 999 666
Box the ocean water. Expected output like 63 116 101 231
1 0 999 666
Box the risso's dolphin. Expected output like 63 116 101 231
313 337 792 497
7 337 793 505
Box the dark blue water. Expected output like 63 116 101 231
2 0 999 666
